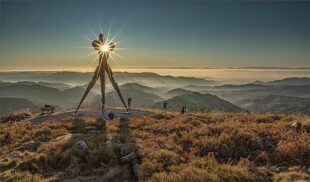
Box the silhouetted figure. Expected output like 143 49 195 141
128 97 132 109
181 106 187 114
163 100 168 112
108 111 115 121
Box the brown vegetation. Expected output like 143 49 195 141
0 111 309 181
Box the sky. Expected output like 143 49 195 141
1 1 310 71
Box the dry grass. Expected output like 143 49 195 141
0 110 32 123
0 111 309 181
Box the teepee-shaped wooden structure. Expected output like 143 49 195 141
75 33 128 117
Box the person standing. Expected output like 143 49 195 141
108 111 115 121
163 100 168 112
181 105 185 114
127 97 132 110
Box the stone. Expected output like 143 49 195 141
110 135 120 145
8 152 23 159
24 141 42 151
40 128 52 135
292 122 302 132
120 151 137 163
53 134 74 141
15 146 26 151
15 141 41 151
0 160 17 171
132 163 140 178
76 140 88 150
277 166 288 172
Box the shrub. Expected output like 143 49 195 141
2 171 41 182
273 171 310 182
73 118 86 132
0 110 32 123
95 119 106 130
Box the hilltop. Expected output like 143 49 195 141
157 92 245 113
0 109 309 181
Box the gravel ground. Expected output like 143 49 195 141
30 108 152 123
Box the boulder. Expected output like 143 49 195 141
132 163 140 178
25 141 42 151
0 161 17 171
120 151 137 163
36 128 52 136
76 140 88 150
8 152 24 159
277 166 288 172
15 141 41 151
292 122 302 132
53 134 75 141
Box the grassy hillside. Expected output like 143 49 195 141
155 92 244 112
0 110 309 181
91 84 163 107
0 98 40 115
238 95 310 115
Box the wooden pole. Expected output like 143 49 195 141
99 55 106 119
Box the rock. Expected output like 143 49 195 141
8 152 24 159
0 160 17 171
120 151 137 163
53 134 74 141
110 135 121 145
292 122 302 132
76 140 88 150
15 146 26 151
132 163 140 178
24 141 42 151
36 128 51 136
277 166 288 172
121 147 133 156
15 141 41 151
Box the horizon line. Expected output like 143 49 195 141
1 66 310 72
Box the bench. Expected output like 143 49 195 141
41 106 55 115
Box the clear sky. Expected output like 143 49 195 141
1 1 310 71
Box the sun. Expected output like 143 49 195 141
101 44 110 52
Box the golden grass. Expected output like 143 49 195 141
0 111 309 181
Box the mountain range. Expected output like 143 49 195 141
0 72 309 115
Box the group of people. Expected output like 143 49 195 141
162 100 187 114
107 97 187 121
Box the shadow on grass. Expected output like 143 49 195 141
11 118 111 180
9 115 140 181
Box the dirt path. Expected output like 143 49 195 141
30 108 151 123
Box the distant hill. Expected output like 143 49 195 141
154 92 244 112
91 83 163 107
0 81 72 90
183 85 213 92
0 82 95 108
119 83 164 96
184 83 271 92
37 82 71 90
0 97 40 115
273 85 310 98
212 83 271 91
238 95 310 115
164 88 197 99
210 84 310 104
253 77 310 86
0 71 217 87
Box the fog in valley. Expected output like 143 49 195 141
1 69 310 115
